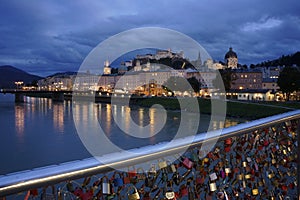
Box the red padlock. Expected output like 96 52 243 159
182 157 193 169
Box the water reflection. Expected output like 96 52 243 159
15 105 25 142
53 103 64 133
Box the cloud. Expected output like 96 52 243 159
0 0 299 76
242 17 283 32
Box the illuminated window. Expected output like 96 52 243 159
245 75 248 78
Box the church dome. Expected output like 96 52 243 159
225 47 237 59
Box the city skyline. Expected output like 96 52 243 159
0 0 299 76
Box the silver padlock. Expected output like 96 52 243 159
209 182 217 192
102 176 111 194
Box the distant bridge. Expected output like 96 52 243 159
0 89 73 102
0 89 138 103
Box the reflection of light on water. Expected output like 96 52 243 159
138 108 144 126
15 105 25 141
53 104 64 133
124 107 131 134
105 104 112 135
149 108 155 137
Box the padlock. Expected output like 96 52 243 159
246 157 251 162
225 167 231 176
113 171 124 187
209 172 217 181
252 188 258 196
165 190 175 199
165 181 175 200
237 174 243 180
242 161 247 167
209 182 217 192
181 157 193 169
127 185 140 200
245 174 251 179
158 159 168 169
167 160 177 173
225 138 232 145
102 176 111 194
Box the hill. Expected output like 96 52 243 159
0 65 43 89
253 51 300 67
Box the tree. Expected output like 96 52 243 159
277 66 300 101
212 69 233 92
187 77 201 94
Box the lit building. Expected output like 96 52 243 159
103 60 111 75
262 78 279 91
38 75 73 91
231 69 262 90
225 47 238 69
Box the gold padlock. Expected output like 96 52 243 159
252 188 258 196
242 161 247 167
237 174 243 180
245 174 251 179
282 149 287 155
128 185 140 200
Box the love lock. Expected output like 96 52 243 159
165 181 175 200
209 172 218 181
167 160 177 173
158 159 168 170
209 181 217 192
101 176 112 195
127 185 140 200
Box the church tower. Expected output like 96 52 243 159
103 60 111 75
225 47 238 69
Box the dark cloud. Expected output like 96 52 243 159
0 0 299 76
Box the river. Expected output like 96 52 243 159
0 94 241 175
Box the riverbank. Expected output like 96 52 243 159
133 97 299 120
24 92 299 120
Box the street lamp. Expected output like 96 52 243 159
15 81 24 89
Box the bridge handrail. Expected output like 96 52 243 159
0 110 299 196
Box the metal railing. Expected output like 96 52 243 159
0 110 299 199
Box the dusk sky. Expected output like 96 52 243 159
0 0 300 76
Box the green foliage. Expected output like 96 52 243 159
212 69 232 91
277 66 300 100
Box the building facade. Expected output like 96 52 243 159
231 69 262 90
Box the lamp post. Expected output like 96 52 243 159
14 81 24 90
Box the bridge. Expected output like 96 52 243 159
0 89 73 102
0 110 299 199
